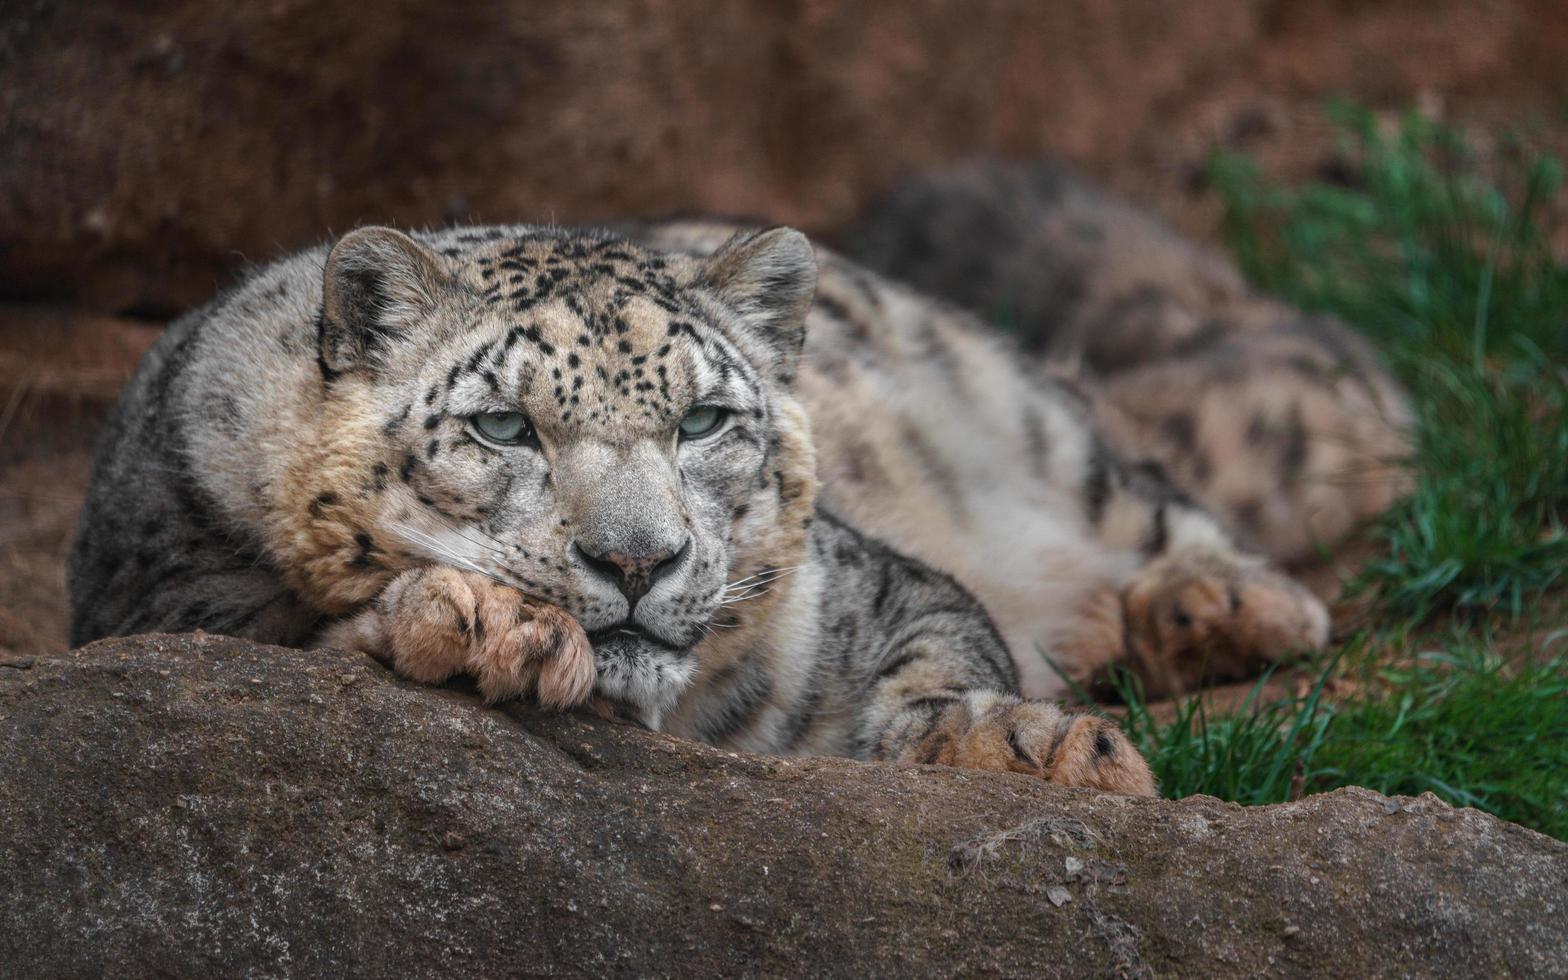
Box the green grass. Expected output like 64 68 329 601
1114 104 1568 838
1112 662 1336 806
1313 640 1568 836
1211 104 1568 364
1360 356 1568 619
1109 636 1568 839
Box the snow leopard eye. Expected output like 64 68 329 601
471 411 533 445
678 406 728 441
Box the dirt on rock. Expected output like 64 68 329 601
1 634 1564 978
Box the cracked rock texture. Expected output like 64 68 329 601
2 634 1564 978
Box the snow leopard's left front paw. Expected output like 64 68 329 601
904 694 1157 797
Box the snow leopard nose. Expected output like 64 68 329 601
574 539 690 609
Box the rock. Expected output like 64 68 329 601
0 0 1251 313
0 306 159 658
7 1 1567 314
2 634 1564 977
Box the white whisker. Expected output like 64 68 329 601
721 565 801 600
388 522 523 591
424 510 512 559
720 585 772 605
723 564 802 590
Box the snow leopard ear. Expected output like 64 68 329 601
699 227 818 383
318 226 451 377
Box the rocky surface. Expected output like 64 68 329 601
0 306 158 657
5 0 1566 313
2 634 1564 978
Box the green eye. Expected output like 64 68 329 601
472 411 532 445
678 406 728 440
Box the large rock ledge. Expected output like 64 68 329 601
2 635 1563 978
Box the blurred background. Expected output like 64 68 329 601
6 1 1568 313
3 1 1566 831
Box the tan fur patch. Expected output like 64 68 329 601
269 379 407 614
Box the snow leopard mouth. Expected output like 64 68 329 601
586 624 699 730
586 624 687 657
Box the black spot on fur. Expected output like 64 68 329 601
917 738 947 765
1279 405 1309 483
875 649 924 681
309 492 338 518
1022 408 1050 478
1006 728 1035 767
1189 452 1213 485
1093 728 1117 759
1083 442 1111 523
349 532 379 568
383 404 411 437
1144 504 1169 556
1161 413 1197 452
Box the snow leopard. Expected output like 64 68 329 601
68 208 1407 795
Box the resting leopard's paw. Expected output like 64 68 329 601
1121 547 1329 699
903 693 1156 797
322 565 595 707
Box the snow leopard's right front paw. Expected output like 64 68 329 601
904 694 1157 797
324 565 595 708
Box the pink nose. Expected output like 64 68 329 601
574 540 688 607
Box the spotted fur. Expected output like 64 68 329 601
68 212 1399 795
